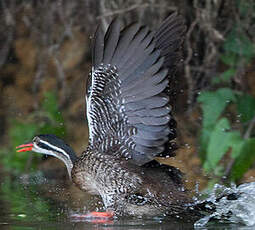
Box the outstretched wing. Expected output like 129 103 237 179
86 13 185 166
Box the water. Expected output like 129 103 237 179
1 171 255 230
194 182 255 228
0 172 195 230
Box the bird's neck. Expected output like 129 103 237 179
54 146 77 180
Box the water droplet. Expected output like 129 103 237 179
195 182 255 227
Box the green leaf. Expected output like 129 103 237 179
220 53 238 66
204 118 228 171
204 118 243 172
198 88 236 162
231 138 255 181
199 125 215 162
236 94 255 123
212 68 236 84
224 29 255 58
238 1 253 16
220 25 255 69
198 88 236 128
230 132 244 159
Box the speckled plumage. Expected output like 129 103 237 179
70 13 194 216
72 149 193 216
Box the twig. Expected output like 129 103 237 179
33 52 47 95
0 0 15 69
53 56 66 106
184 10 199 111
0 28 13 69
96 3 176 19
99 0 108 33
223 158 235 181
244 115 255 140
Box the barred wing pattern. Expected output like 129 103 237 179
86 13 185 165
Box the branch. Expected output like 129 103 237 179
96 3 176 19
53 56 66 106
99 0 108 33
244 115 255 140
0 0 15 68
0 28 13 68
184 9 199 111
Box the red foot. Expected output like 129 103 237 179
87 211 114 218
71 211 114 223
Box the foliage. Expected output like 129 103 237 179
0 92 65 174
198 1 255 183
198 89 255 183
212 0 255 85
198 88 236 161
231 138 255 181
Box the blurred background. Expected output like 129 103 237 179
0 0 255 223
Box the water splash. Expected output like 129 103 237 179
194 182 255 227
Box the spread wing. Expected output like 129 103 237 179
86 13 185 165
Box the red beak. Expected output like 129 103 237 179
16 143 33 152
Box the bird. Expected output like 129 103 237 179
16 13 196 219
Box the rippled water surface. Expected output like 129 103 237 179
1 171 255 230
0 172 193 230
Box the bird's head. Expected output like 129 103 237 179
16 134 77 179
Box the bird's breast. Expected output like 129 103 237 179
72 170 101 195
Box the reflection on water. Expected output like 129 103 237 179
0 171 255 229
0 172 195 230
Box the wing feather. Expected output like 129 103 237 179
103 18 122 64
112 23 141 66
86 13 186 165
92 24 104 68
124 78 169 103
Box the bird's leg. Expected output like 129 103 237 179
70 210 114 223
70 193 115 223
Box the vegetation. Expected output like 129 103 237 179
0 0 254 189
198 0 255 185
199 89 255 183
0 92 65 174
